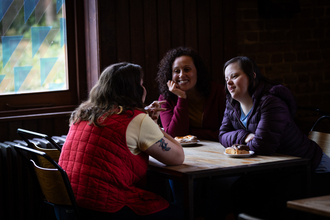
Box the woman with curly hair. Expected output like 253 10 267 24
58 62 184 220
156 47 228 219
156 46 226 141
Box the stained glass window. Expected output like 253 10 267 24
0 0 67 95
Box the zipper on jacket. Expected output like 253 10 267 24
230 102 247 131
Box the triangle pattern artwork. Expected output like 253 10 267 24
0 75 5 84
40 57 58 85
56 0 64 13
0 0 14 21
24 0 40 23
14 66 32 92
31 26 52 57
2 35 23 67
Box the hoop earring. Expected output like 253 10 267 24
116 106 123 114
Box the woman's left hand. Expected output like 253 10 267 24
144 100 167 122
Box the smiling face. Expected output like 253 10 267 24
172 55 198 92
224 62 251 103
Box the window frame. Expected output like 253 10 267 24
0 0 89 120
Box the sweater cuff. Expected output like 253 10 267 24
177 97 189 106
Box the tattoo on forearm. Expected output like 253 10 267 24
156 139 171 151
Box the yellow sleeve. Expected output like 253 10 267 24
126 113 164 155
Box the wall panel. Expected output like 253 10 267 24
184 0 198 50
0 115 70 142
98 0 231 104
144 0 159 93
157 0 172 59
116 0 131 63
210 0 224 82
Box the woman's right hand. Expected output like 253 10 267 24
144 100 167 122
167 80 187 99
245 133 255 143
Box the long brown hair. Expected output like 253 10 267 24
70 62 145 127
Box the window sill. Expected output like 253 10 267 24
0 105 76 122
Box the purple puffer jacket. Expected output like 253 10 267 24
219 82 322 171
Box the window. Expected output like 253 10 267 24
1 0 67 95
0 0 86 116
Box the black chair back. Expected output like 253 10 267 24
17 128 62 151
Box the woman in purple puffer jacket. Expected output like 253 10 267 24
219 56 330 219
219 56 330 172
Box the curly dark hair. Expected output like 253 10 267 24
156 46 211 101
70 62 145 127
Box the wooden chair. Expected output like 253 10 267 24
308 131 330 156
17 128 61 168
14 144 79 220
308 115 330 156
307 115 330 198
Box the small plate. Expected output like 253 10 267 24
180 140 200 146
224 151 255 158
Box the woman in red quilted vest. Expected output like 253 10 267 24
58 62 185 220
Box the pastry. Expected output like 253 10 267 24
175 135 198 144
225 144 250 154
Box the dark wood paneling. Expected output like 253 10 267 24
73 0 88 102
197 0 211 72
144 0 159 94
157 0 172 59
184 0 198 50
130 0 145 67
171 0 185 48
0 115 70 142
84 0 101 91
53 116 70 135
98 0 234 104
210 0 224 83
223 0 237 63
0 122 9 141
116 0 131 62
8 121 23 141
22 119 39 135
98 0 117 71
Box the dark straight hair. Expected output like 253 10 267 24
223 56 279 97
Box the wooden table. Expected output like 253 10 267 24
148 140 311 220
287 195 330 217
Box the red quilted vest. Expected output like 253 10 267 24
59 110 169 215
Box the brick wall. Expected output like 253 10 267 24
235 0 330 133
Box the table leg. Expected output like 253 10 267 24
305 161 311 197
183 175 194 220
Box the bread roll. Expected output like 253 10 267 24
225 144 250 154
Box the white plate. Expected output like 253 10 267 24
224 151 255 158
180 140 200 146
